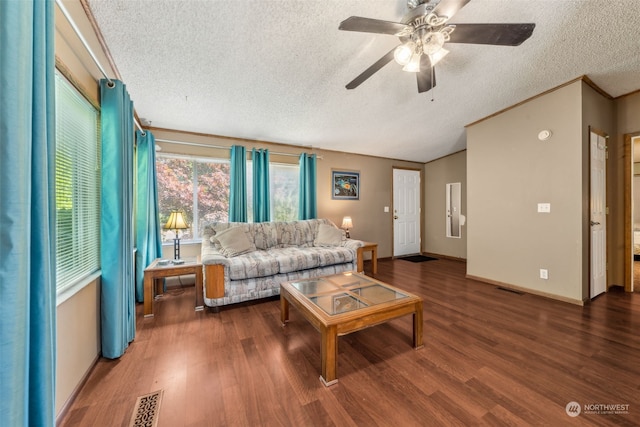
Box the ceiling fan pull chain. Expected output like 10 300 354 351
431 66 435 102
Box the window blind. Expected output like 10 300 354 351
55 71 101 293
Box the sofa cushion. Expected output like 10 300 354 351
275 220 316 247
269 247 321 274
252 222 278 249
314 224 344 247
212 226 256 257
226 250 280 280
308 246 355 266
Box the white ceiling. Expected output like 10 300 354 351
86 0 640 163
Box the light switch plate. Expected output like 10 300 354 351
538 203 551 213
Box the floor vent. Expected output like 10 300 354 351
129 390 163 427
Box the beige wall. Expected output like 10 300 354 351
55 279 101 415
423 150 467 259
467 80 616 303
153 127 422 259
467 81 586 303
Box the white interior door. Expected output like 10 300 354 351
590 130 607 298
393 169 421 256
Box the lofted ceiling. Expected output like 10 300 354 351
85 0 640 163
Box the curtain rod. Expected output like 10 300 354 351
155 138 323 159
55 0 145 136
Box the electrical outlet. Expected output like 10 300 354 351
540 269 549 280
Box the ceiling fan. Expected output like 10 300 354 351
339 0 535 93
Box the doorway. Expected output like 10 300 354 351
392 168 421 257
627 134 640 292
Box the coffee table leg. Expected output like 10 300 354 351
320 325 338 386
280 295 289 326
413 301 424 349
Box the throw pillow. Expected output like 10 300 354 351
314 224 344 247
212 226 256 257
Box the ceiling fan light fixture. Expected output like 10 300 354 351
394 42 415 66
429 47 449 65
402 52 421 72
422 31 446 55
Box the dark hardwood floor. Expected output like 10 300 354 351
59 259 640 426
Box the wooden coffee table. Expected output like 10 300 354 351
280 271 423 386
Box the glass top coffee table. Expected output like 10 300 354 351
280 271 423 386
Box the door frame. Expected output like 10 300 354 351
624 132 640 292
391 167 424 257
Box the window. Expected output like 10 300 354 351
156 154 299 240
269 163 299 221
156 154 230 241
247 161 299 222
54 71 101 295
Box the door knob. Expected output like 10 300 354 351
394 215 398 220
590 221 600 226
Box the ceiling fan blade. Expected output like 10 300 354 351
431 0 471 21
339 16 410 36
447 23 536 46
416 55 436 93
345 48 396 90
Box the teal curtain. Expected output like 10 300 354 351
229 145 247 222
135 130 162 302
298 153 317 219
100 79 136 359
0 1 57 425
252 148 270 222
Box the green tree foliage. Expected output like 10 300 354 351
156 157 230 240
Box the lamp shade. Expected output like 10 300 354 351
164 210 188 230
341 216 353 229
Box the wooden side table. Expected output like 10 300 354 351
143 257 203 317
357 241 378 274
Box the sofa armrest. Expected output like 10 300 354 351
342 239 364 251
204 264 225 299
341 239 364 270
201 237 231 299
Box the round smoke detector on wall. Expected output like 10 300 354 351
538 130 552 141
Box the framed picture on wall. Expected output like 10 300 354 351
332 170 360 200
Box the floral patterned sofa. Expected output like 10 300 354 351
201 218 364 309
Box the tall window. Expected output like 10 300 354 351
270 163 299 221
156 154 230 241
156 154 299 240
247 161 298 222
54 71 101 294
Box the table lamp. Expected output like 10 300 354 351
341 216 353 238
164 210 189 261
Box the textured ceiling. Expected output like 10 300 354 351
86 0 640 162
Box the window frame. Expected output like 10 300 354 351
54 70 102 305
156 153 231 243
